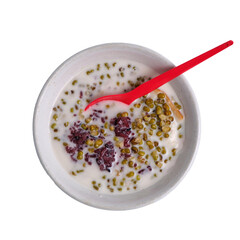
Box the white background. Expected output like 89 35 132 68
1 0 239 239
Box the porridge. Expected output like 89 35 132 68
50 60 184 194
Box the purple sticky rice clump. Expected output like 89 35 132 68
68 127 89 146
65 121 116 170
65 121 91 161
94 141 115 172
110 117 132 147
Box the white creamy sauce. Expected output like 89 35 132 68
50 60 185 194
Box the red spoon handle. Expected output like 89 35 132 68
85 40 233 110
126 40 233 102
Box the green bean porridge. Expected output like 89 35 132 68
50 60 184 194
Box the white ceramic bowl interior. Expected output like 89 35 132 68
33 43 200 210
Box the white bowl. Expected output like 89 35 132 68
33 43 200 210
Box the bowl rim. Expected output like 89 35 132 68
33 42 201 210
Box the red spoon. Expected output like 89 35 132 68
85 40 233 111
